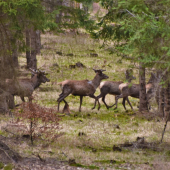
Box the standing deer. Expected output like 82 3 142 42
57 69 109 112
1 69 50 105
92 69 136 110
113 72 158 110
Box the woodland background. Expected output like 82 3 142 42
0 0 170 169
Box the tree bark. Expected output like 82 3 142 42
35 30 41 54
55 0 62 24
164 75 170 121
26 29 31 68
157 86 165 117
139 63 148 112
30 28 37 70
11 37 18 67
156 71 165 117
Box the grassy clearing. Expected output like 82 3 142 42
4 32 170 169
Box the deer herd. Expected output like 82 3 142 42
0 68 160 114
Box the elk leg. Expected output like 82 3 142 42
8 95 15 109
57 93 70 112
20 96 25 102
106 95 118 109
113 94 123 110
89 94 100 110
122 97 127 110
101 95 109 109
92 94 102 110
91 98 98 110
126 97 133 110
28 96 33 102
79 96 83 112
91 98 97 110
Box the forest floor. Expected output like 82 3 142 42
1 32 170 170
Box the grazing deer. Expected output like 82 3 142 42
92 69 136 110
57 69 109 112
0 69 50 105
113 72 158 110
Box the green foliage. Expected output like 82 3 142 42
0 0 45 29
90 0 170 70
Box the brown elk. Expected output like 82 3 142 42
0 88 15 114
92 69 136 110
112 72 158 110
57 69 109 112
0 69 50 105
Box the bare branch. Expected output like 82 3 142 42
125 9 136 17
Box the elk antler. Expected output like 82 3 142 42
37 69 48 75
93 68 106 73
29 68 37 74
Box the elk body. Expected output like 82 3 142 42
57 69 109 112
113 73 158 110
92 69 136 110
0 88 15 114
0 69 50 104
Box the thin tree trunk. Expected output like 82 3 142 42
164 80 170 121
139 63 148 112
26 29 31 68
56 0 62 23
11 37 18 67
35 30 41 54
158 86 165 117
30 28 37 69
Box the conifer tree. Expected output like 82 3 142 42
90 0 170 112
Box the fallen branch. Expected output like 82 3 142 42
0 148 15 162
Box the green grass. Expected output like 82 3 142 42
3 32 170 169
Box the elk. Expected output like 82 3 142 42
57 69 109 112
92 69 136 110
1 69 50 105
0 88 15 114
113 72 158 110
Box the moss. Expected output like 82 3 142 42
0 162 4 169
166 150 170 156
4 164 13 170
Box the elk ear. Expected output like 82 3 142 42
93 68 97 73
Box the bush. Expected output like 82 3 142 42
14 102 61 145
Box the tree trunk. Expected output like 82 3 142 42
35 30 41 54
157 86 165 117
26 29 31 68
30 28 37 69
139 63 148 112
164 77 170 121
56 0 62 23
11 37 18 67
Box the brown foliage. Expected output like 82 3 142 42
14 102 61 145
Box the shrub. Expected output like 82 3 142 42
14 102 61 145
